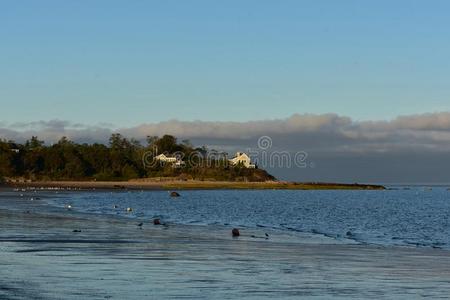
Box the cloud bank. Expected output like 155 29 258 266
2 112 450 183
2 112 450 151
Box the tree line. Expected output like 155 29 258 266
0 134 273 182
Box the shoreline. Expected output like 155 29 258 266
2 189 450 298
4 179 386 190
0 189 347 247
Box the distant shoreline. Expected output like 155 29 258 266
5 179 386 190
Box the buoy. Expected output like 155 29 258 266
153 218 161 225
169 191 180 197
232 228 240 237
66 204 72 210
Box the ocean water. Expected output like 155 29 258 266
47 187 450 249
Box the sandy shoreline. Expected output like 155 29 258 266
1 188 450 299
4 179 386 190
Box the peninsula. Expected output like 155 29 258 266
0 135 385 190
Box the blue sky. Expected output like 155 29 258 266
1 0 450 127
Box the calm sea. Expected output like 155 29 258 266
47 187 450 249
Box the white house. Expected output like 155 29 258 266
155 153 185 168
228 152 256 168
155 154 177 163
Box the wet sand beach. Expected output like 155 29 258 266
1 189 450 299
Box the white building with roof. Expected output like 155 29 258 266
155 153 185 168
228 152 255 168
155 154 177 163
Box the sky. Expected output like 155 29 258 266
1 1 450 183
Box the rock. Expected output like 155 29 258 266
153 218 161 225
170 191 180 197
232 228 240 237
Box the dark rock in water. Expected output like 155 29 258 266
232 228 240 237
346 231 353 237
153 218 161 225
170 191 180 197
73 229 82 233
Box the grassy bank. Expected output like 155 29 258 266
7 180 385 190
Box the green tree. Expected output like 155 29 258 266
155 135 180 154
25 136 44 150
